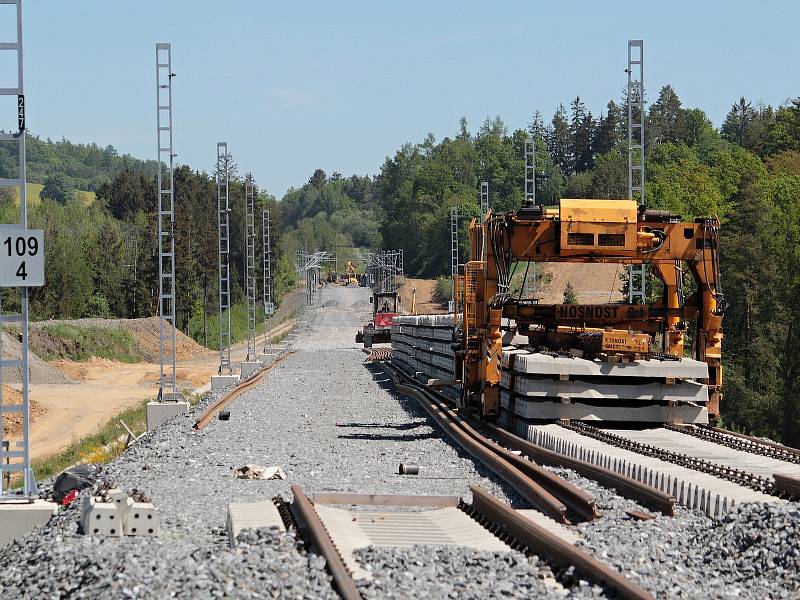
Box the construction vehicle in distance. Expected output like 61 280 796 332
455 198 723 425
356 290 399 347
342 260 358 286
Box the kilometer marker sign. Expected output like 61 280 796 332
0 229 44 287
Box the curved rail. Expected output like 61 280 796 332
382 362 597 523
481 421 675 516
469 486 655 600
290 484 362 600
193 351 295 430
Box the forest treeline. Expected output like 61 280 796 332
0 86 797 442
281 87 800 444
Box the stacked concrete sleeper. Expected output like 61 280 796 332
392 315 711 426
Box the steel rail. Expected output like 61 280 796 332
563 422 778 495
481 421 675 515
469 486 656 600
705 426 800 459
384 362 598 521
773 473 800 497
392 380 569 522
193 351 295 430
290 484 363 600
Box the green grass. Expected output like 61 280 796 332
33 324 143 363
188 302 298 350
7 183 96 206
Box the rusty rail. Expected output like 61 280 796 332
394 382 569 523
193 352 295 430
469 486 655 600
773 473 800 497
290 484 363 600
384 362 597 521
363 347 393 362
482 421 675 516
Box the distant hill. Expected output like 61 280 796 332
0 133 157 193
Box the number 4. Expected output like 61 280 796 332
16 261 26 280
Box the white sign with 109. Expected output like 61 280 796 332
0 229 44 287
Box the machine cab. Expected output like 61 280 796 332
371 291 398 327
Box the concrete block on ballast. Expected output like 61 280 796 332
124 503 159 536
146 400 190 431
81 497 123 537
0 499 58 548
106 488 134 517
211 374 240 391
240 361 262 378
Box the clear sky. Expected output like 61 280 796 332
14 0 800 197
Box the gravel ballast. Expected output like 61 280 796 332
1 285 798 599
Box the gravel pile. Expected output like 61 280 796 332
354 545 606 599
0 330 74 384
0 287 525 598
575 502 800 599
0 497 335 599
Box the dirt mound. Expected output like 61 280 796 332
399 278 448 314
30 317 209 363
1 384 46 436
51 357 116 382
537 263 624 304
0 331 75 384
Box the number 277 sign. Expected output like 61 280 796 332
0 230 44 287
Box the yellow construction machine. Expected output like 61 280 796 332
454 198 723 424
341 261 358 286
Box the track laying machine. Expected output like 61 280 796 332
454 199 723 425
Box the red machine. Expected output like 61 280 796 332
356 291 398 347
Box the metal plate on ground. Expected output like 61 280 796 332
314 505 510 580
227 500 285 548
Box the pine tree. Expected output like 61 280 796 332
563 281 577 304
648 85 686 145
546 104 572 178
593 100 624 156
569 97 595 173
722 97 755 146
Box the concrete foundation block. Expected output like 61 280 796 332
211 374 240 391
146 400 190 431
0 500 58 548
125 503 159 536
240 361 262 378
106 489 133 518
257 353 277 364
82 498 123 537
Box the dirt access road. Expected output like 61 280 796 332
7 289 304 460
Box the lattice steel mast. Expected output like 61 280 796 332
262 206 273 351
216 142 232 374
0 0 36 497
627 39 646 303
155 43 177 400
244 175 257 361
523 137 538 299
480 181 489 220
450 206 459 310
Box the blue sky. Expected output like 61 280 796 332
15 1 800 196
